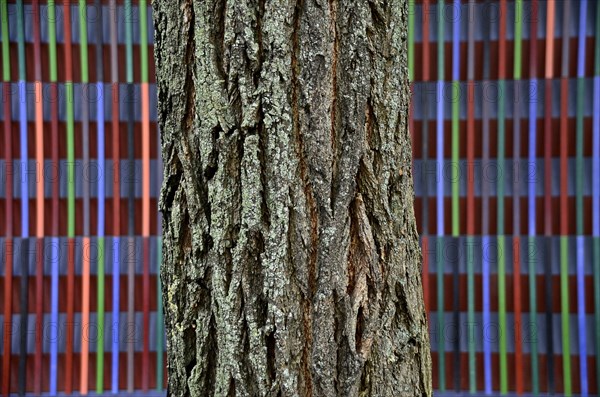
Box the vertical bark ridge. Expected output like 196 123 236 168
154 0 432 395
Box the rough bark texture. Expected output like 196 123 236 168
153 0 431 395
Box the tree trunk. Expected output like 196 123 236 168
153 0 431 395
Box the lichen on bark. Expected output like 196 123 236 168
153 0 432 395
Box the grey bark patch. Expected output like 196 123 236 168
153 0 432 395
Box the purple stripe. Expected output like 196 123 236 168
19 80 28 237
112 237 120 393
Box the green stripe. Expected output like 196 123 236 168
79 0 88 82
498 236 507 394
529 237 539 394
0 0 9 81
408 0 414 81
156 238 164 390
467 236 476 393
497 79 505 236
140 0 149 83
67 82 75 237
560 236 571 396
451 81 459 236
16 0 25 80
96 237 105 392
514 0 523 80
498 73 507 395
48 1 57 82
125 0 133 83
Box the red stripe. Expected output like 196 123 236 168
32 2 44 393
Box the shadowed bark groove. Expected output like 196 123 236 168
154 0 432 395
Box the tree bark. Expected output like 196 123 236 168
153 0 431 395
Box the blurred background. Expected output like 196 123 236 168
0 0 599 396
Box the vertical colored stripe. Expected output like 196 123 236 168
125 1 135 391
141 1 151 390
16 2 29 394
63 1 75 393
96 0 106 391
466 1 475 392
1 0 13 394
576 1 588 395
436 0 445 390
79 0 90 392
594 0 600 391
527 1 539 393
559 2 571 394
109 0 121 392
451 1 460 391
481 3 492 391
543 1 556 393
48 1 60 393
512 1 523 393
497 2 507 392
31 2 45 393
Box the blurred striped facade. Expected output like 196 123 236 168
409 0 600 395
0 0 164 395
1 0 600 396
